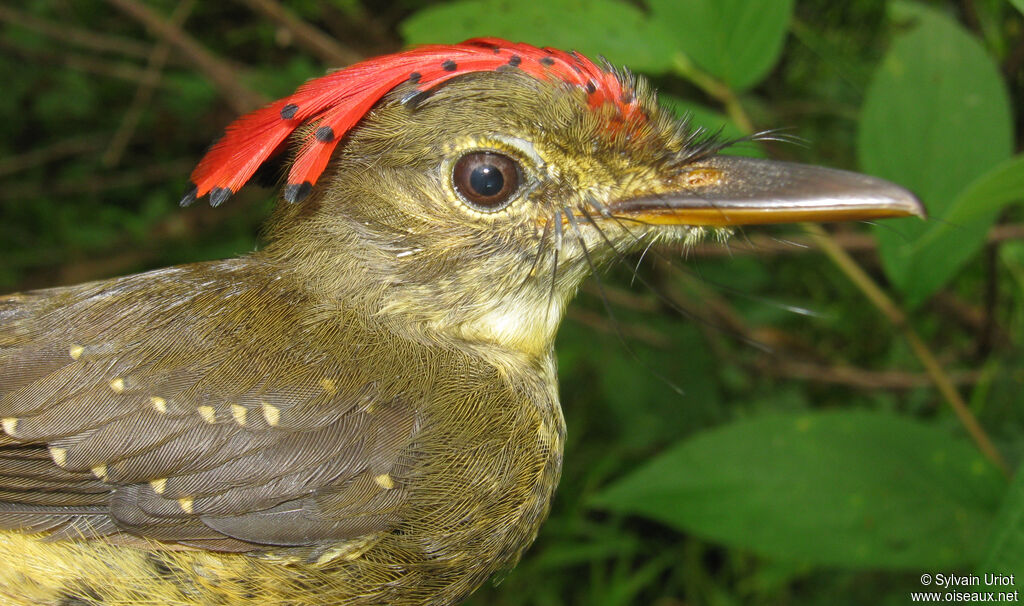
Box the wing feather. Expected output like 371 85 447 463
0 261 422 551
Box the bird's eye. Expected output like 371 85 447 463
452 151 521 211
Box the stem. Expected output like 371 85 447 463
805 223 1009 476
106 0 267 114
671 52 755 133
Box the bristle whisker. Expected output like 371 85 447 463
544 209 564 327
565 205 686 396
577 201 776 353
518 219 553 296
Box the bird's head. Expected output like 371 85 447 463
183 39 923 357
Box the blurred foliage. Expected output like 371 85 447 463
0 0 1022 604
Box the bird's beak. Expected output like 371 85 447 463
609 156 926 226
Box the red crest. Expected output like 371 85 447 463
182 38 641 206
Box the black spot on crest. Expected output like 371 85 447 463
585 81 597 94
179 182 198 207
400 89 432 107
540 57 555 66
315 126 335 142
209 187 232 207
408 71 421 84
284 181 313 204
508 55 521 67
441 59 457 71
280 103 298 120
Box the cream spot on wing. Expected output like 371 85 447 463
69 344 84 360
178 497 194 514
49 447 67 467
261 402 280 427
197 406 216 424
150 396 167 414
319 378 338 394
109 378 125 393
374 473 394 490
150 478 167 494
90 464 108 481
230 404 247 426
1 418 17 436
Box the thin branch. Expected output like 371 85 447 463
567 308 672 348
235 0 363 66
0 159 193 200
672 51 755 134
758 358 983 390
0 39 178 88
0 5 150 58
931 292 1013 348
805 223 1009 476
10 192 260 289
103 0 197 167
0 135 106 179
105 0 266 114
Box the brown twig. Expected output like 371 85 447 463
804 223 1009 476
581 282 659 313
105 0 266 114
236 0 363 66
931 292 1013 348
1003 33 1024 81
103 0 197 167
0 5 151 59
0 160 194 200
567 308 672 348
0 135 106 179
0 39 178 88
10 192 263 290
758 358 983 390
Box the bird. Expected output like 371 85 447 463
0 38 923 606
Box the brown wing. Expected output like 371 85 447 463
0 260 420 552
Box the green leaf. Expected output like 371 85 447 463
590 411 1004 568
858 2 1012 303
649 0 795 90
978 464 1024 579
1012 0 1024 16
891 155 1024 304
400 0 676 73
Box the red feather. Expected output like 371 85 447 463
182 38 642 206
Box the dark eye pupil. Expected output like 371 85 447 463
469 165 504 197
452 151 521 211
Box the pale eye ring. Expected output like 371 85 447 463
452 151 522 211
